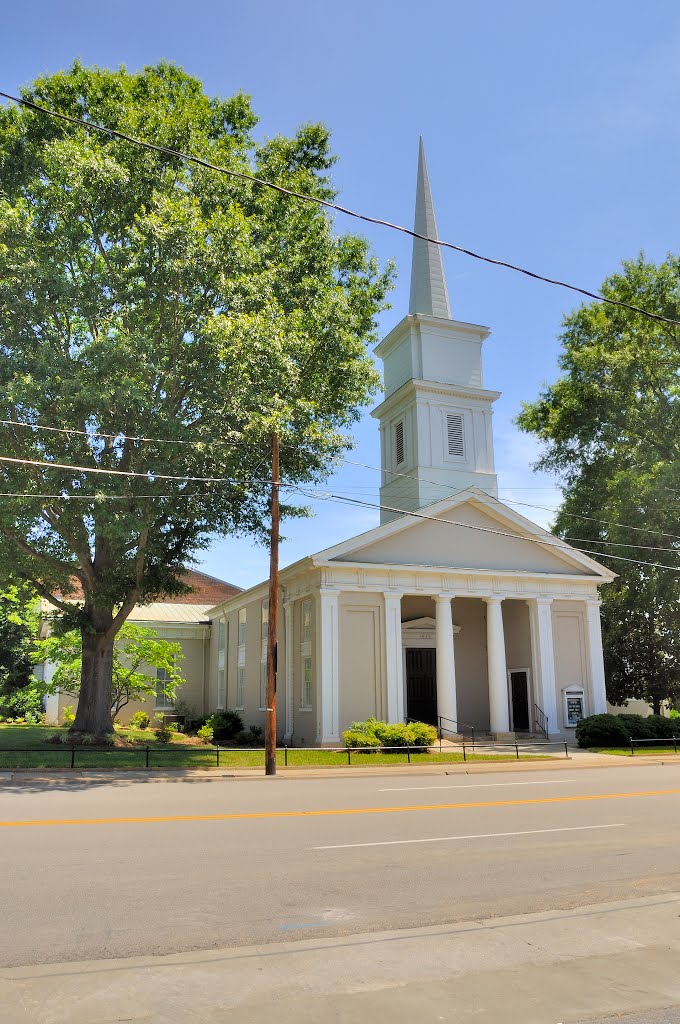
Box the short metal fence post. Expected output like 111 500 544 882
471 727 475 751
675 736 678 755
284 744 288 767
70 746 75 770
145 745 150 769
515 742 519 760
462 739 466 762
564 742 569 758
216 746 220 768
347 747 351 766
630 738 635 757
407 746 411 764
439 719 442 753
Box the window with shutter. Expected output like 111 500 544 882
446 413 464 457
394 420 405 466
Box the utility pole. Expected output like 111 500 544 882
265 431 280 776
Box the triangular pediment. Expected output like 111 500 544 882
312 489 615 579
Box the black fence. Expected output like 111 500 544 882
0 740 572 770
629 736 680 755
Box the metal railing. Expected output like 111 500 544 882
533 703 549 740
628 736 680 756
0 739 572 769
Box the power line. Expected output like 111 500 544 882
1 89 678 328
297 489 680 573
0 453 258 484
339 458 680 541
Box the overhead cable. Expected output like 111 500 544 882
1 90 678 327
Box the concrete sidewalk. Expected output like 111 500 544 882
3 894 680 1023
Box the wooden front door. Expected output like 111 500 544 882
406 648 437 726
510 670 530 731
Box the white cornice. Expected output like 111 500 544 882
372 378 501 420
375 314 490 360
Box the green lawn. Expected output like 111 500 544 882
0 725 557 770
589 746 680 757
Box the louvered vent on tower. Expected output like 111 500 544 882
446 413 464 457
394 420 405 466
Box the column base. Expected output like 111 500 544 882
490 731 515 742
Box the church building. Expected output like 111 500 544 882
205 142 615 744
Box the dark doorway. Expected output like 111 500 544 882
406 648 437 726
510 671 530 731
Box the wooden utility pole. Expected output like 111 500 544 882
264 431 280 776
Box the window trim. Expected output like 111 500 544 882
444 411 465 461
394 418 405 467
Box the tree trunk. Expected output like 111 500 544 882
70 627 115 739
652 696 662 716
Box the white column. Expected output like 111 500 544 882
586 597 607 714
434 594 457 728
485 597 510 734
383 593 404 723
528 597 557 736
283 601 294 742
319 588 340 742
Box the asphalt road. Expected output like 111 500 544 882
2 763 680 970
1 765 680 1019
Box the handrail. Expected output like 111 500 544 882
533 703 549 740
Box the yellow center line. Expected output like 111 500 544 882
2 787 680 828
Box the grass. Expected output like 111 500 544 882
0 724 557 770
589 745 680 757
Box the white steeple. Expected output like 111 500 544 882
371 140 500 523
409 138 452 319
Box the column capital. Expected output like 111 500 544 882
528 595 554 607
319 587 340 599
282 599 294 612
434 592 454 603
382 591 404 602
483 594 503 606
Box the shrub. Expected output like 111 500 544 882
62 705 75 725
669 710 680 720
342 729 381 749
130 711 151 729
406 721 438 747
197 724 214 742
154 725 173 743
647 715 679 739
206 711 244 743
617 714 656 740
233 728 265 747
575 714 630 748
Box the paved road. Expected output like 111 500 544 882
2 763 680 1021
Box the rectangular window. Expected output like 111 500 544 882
302 598 312 645
155 667 173 710
260 599 269 709
217 619 227 710
446 413 464 457
302 655 313 709
236 608 246 710
394 419 405 466
236 666 245 710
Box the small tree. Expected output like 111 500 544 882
0 585 39 697
41 622 184 719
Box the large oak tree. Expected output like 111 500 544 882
518 256 680 713
0 62 393 738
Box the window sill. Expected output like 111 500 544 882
298 706 313 712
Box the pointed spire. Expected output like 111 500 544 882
408 138 452 319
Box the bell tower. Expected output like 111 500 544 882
371 139 500 524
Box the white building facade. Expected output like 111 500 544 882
206 141 615 744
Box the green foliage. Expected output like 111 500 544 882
575 714 630 748
0 61 393 735
129 710 150 729
40 622 184 716
154 725 173 743
342 718 437 749
617 714 656 740
205 710 243 743
517 256 680 714
342 729 381 749
0 682 46 722
62 705 75 725
646 715 679 739
197 724 213 742
0 586 40 700
233 727 264 747
669 710 680 720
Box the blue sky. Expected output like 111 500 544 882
3 1 679 588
